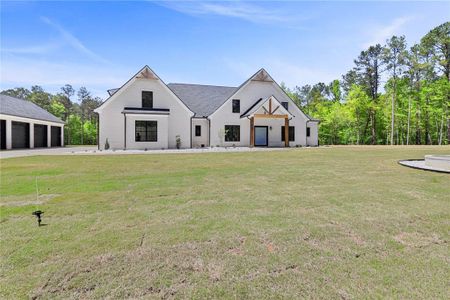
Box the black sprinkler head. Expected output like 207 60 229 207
32 210 44 226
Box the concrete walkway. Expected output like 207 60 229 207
398 159 450 174
1 146 291 159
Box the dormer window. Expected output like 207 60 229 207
142 91 153 108
232 99 240 113
281 102 288 111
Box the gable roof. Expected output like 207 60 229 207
0 94 64 124
167 83 237 117
106 83 237 117
103 66 318 121
210 68 316 122
240 95 293 118
95 66 194 115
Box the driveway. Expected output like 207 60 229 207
0 146 98 159
0 145 292 159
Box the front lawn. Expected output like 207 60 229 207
1 146 449 299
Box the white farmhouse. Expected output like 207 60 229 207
94 66 319 150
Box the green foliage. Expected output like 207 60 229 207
292 22 449 145
48 99 66 119
1 85 101 145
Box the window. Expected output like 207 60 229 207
281 126 295 141
142 91 153 108
195 125 201 137
232 99 240 113
225 125 240 142
281 102 288 111
135 121 157 142
306 127 310 137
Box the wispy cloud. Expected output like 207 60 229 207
363 16 414 48
0 56 124 98
158 1 308 26
1 43 61 55
40 16 109 64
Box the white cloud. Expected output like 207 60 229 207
1 42 61 55
40 16 109 64
363 16 414 48
0 56 125 98
158 1 309 26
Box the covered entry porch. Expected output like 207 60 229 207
242 95 293 147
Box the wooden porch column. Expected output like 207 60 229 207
250 116 255 147
284 117 289 147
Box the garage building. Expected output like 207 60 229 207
0 94 64 150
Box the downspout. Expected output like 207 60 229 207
306 120 309 147
190 115 194 149
95 112 100 150
207 116 211 147
124 113 127 150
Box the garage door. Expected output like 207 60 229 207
12 121 30 149
51 126 61 147
0 120 6 150
34 124 48 148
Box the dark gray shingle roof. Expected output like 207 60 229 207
167 83 237 117
107 88 119 96
0 94 64 124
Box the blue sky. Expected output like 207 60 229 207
1 1 449 99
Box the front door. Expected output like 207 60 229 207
254 126 268 146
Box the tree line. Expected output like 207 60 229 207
1 85 102 145
2 23 447 146
282 22 449 145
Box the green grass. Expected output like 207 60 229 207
1 146 449 299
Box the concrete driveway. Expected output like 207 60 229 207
0 145 293 159
0 146 98 159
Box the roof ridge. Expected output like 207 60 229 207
168 82 237 88
0 94 64 124
2 94 54 113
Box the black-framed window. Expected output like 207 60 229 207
232 99 240 113
135 121 157 142
142 91 153 108
195 125 201 137
225 125 240 142
281 102 288 110
306 127 310 137
281 126 295 141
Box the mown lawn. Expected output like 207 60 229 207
1 146 449 299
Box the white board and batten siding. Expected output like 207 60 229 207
96 75 193 150
209 79 314 147
96 66 319 150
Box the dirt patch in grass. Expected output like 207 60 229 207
0 194 59 207
394 232 446 248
